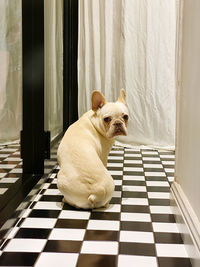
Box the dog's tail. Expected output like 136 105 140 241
88 194 96 208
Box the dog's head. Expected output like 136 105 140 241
91 89 129 139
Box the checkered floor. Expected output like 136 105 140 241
0 146 192 267
0 142 22 196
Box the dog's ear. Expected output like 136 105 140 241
92 91 106 111
118 89 126 104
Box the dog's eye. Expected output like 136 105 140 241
104 117 111 123
123 115 129 121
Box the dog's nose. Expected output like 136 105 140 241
114 122 122 127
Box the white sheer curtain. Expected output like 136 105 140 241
0 0 22 144
78 0 178 149
44 0 63 141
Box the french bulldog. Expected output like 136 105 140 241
57 89 129 209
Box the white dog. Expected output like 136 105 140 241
57 89 129 209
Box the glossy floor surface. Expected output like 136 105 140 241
0 142 22 196
0 146 192 267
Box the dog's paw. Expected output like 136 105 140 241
103 202 110 209
62 197 67 203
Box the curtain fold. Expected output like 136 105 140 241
0 0 22 144
78 0 177 149
44 0 63 141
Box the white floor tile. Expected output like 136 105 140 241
144 164 163 168
50 173 57 178
1 148 17 152
0 188 7 194
122 185 146 192
120 231 154 243
150 206 173 214
146 181 169 187
33 194 42 202
33 201 63 210
152 222 180 233
121 212 151 222
113 191 122 197
122 198 148 206
0 164 16 169
0 178 19 183
168 177 175 182
123 175 145 181
142 151 158 155
7 227 20 239
0 154 9 158
51 179 57 184
156 244 189 257
107 156 123 161
143 157 160 161
87 220 120 231
145 172 166 177
107 162 123 167
49 228 85 241
109 170 123 176
21 208 32 218
43 189 62 195
148 192 170 199
59 210 90 220
118 255 158 267
114 180 122 185
12 151 20 155
81 241 118 255
162 161 175 165
3 157 21 161
125 154 142 158
9 168 22 173
95 204 121 213
4 238 46 252
42 183 51 189
110 150 124 155
165 168 174 173
123 167 144 172
21 218 57 229
160 154 175 159
125 148 140 152
124 160 143 164
35 253 78 267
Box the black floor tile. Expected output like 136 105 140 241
77 254 117 267
155 232 183 244
90 212 120 221
84 230 119 241
120 221 153 232
158 257 192 267
15 228 51 239
28 209 61 218
55 219 88 229
43 240 82 253
119 242 156 256
0 252 39 266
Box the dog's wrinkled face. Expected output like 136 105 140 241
91 89 129 139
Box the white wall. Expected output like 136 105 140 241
175 0 200 221
174 1 200 262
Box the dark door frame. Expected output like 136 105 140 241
21 0 79 176
63 0 79 132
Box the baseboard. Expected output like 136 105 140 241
171 182 200 266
